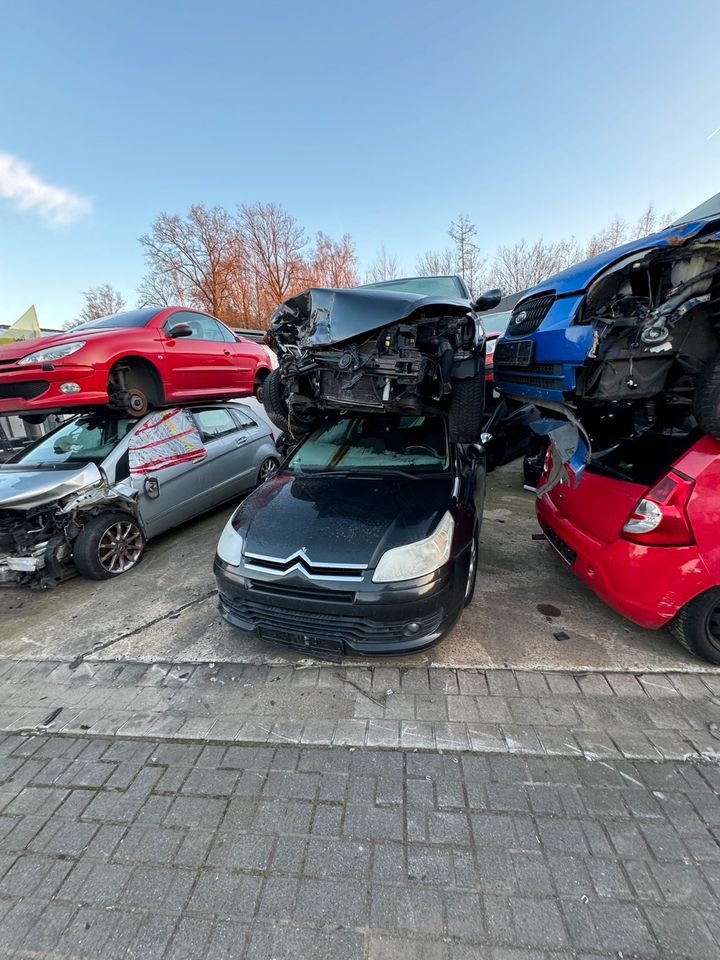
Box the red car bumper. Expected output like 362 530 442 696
536 494 715 629
0 363 108 415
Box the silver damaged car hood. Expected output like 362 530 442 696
0 463 103 510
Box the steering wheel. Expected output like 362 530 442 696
406 445 436 456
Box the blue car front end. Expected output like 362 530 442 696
493 197 720 407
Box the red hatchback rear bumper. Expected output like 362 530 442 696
536 494 714 629
0 364 108 415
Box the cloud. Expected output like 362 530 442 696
0 152 92 225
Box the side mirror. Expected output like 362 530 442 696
472 289 502 312
168 322 193 338
144 476 160 499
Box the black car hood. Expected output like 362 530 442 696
236 471 452 566
268 287 472 348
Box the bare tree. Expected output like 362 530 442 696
416 248 455 277
449 214 485 296
138 204 243 323
630 203 676 239
307 232 359 288
488 237 581 294
238 202 308 315
365 245 402 282
68 284 125 328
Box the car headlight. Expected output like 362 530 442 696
17 341 87 366
216 517 244 566
373 511 454 583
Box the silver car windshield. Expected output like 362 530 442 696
288 416 449 475
11 416 135 469
358 276 467 299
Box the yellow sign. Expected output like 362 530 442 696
0 306 41 344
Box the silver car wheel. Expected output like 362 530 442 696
97 521 145 574
258 457 279 483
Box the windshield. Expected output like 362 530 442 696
73 308 159 330
287 415 449 475
358 276 468 299
673 191 720 226
480 310 510 336
9 416 136 468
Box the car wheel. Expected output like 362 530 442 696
669 588 720 664
449 372 485 443
262 369 290 433
463 528 479 607
694 353 720 440
257 457 279 484
73 511 146 580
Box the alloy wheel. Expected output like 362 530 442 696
97 521 145 574
259 458 278 483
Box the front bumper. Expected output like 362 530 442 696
536 495 714 629
0 363 108 415
214 556 467 656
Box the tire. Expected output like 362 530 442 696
257 456 279 485
669 588 720 665
262 369 290 433
73 511 146 580
449 371 485 443
694 354 720 440
463 528 479 607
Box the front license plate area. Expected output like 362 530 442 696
259 628 345 662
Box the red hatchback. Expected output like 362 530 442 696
537 427 720 663
0 307 273 418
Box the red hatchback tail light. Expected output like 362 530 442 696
621 471 696 546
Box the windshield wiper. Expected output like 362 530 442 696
295 468 421 481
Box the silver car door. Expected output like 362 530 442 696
191 407 260 507
128 409 213 538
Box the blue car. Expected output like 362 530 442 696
494 194 720 456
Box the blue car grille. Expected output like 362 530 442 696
506 295 555 337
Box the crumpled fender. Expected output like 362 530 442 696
519 399 591 496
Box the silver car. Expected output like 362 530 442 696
0 402 279 585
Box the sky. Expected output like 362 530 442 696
1 0 719 328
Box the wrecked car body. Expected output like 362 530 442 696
494 194 720 483
0 460 139 587
263 279 501 443
1 403 279 586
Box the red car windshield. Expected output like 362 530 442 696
73 308 159 331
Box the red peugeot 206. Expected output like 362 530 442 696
0 307 273 418
536 425 720 663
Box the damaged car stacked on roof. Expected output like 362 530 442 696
494 194 720 663
214 277 504 656
260 278 501 443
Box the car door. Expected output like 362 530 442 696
161 311 238 396
223 328 258 393
125 409 215 538
190 406 263 507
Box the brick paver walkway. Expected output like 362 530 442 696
1 732 720 958
1 659 719 761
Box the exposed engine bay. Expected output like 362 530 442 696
0 469 138 588
575 233 720 434
264 286 491 443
